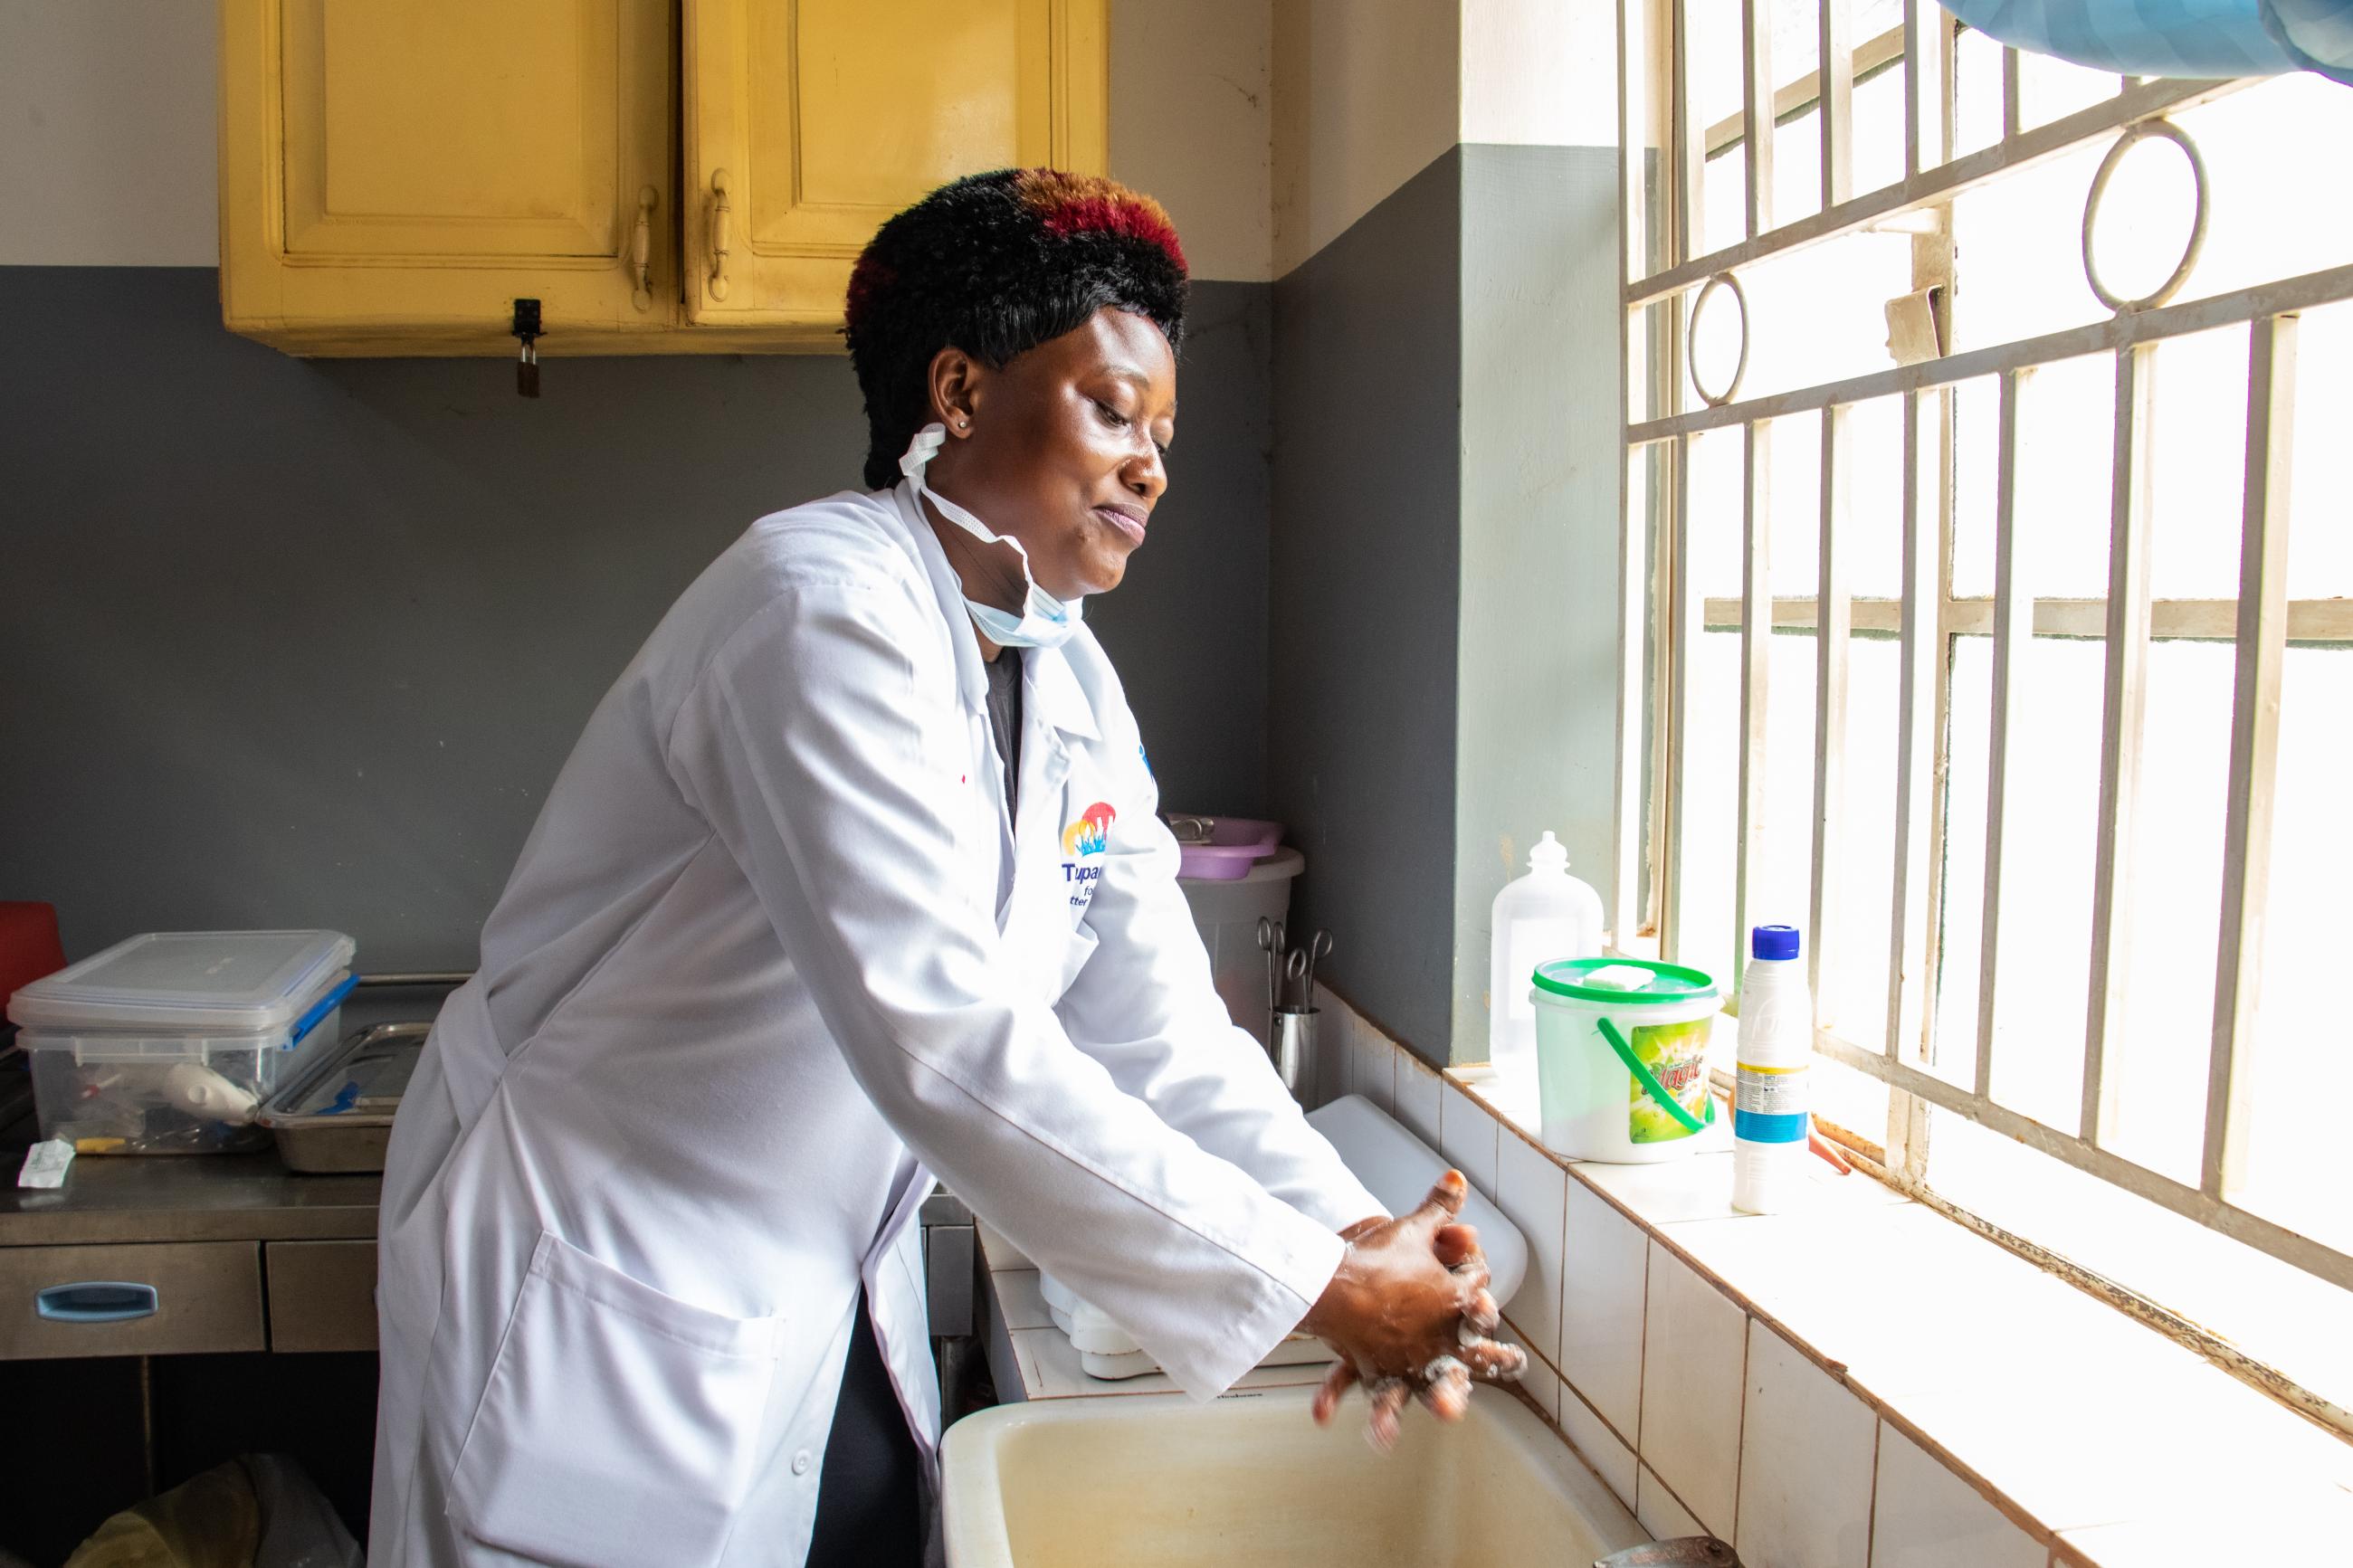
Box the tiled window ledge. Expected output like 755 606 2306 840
1315 987 2353 1568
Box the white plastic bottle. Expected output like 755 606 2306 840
1488 832 1605 1084
1733 924 1812 1213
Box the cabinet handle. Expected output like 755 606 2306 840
37 1281 159 1324
708 169 733 303
631 185 658 313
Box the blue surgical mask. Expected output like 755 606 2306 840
899 423 1084 650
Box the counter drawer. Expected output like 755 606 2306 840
265 1240 377 1353
0 1241 264 1359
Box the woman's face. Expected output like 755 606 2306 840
922 307 1177 604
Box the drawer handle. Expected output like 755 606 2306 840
36 1282 159 1324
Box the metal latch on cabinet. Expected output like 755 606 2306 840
512 298 542 398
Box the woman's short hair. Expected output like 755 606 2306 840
844 169 1188 491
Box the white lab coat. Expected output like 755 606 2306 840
367 482 1381 1568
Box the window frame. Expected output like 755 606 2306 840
1615 0 2353 1430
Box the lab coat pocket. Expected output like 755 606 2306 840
447 1231 782 1568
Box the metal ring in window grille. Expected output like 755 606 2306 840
2081 119 2209 315
1685 271 1749 408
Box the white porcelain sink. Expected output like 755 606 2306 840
941 1384 1646 1567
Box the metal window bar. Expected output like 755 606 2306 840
1974 369 2028 1105
1633 73 2243 311
1734 423 1773 982
1808 409 1850 1019
1743 0 1776 239
1704 20 1897 161
2204 315 2297 1200
1700 596 2353 641
1883 389 1939 1174
1662 433 1699 960
2080 345 2160 1145
1820 0 1856 208
1628 258 2353 442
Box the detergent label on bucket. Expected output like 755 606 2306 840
1629 1017 1713 1143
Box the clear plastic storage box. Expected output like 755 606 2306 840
7 930 357 1155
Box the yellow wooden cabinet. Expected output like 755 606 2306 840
681 0 1107 344
219 0 1107 357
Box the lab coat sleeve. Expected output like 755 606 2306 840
663 577 1342 1398
1054 727 1386 1234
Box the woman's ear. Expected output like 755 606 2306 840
928 347 984 438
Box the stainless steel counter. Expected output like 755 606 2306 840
0 1151 380 1248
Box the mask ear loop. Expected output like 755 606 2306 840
899 423 1048 581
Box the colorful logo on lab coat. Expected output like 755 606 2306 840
1062 802 1117 857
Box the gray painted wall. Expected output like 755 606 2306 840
1266 144 1621 1063
0 268 1271 968
1450 144 1623 1055
1268 150 1463 1052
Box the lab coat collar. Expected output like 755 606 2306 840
887 483 1099 742
891 484 990 716
1024 641 1099 742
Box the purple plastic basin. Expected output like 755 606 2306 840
1174 817 1283 881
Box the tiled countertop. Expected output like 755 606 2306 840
1318 983 2353 1568
976 1220 1336 1403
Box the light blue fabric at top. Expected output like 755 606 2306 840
1944 0 2353 85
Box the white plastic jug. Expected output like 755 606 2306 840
1487 832 1604 1084
1530 957 1722 1163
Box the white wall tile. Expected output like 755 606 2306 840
1872 1423 2048 1568
1512 1334 1562 1422
1348 1018 1395 1114
1494 1128 1568 1366
1637 1242 1748 1538
1439 1079 1500 1200
1395 1052 1443 1148
1561 1176 1648 1440
1558 1384 1640 1513
1636 1463 1706 1543
1735 1321 1877 1568
1311 985 1351 1107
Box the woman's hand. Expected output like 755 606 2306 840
1298 1170 1526 1450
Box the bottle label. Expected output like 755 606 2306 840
1734 1063 1808 1144
1628 1016 1713 1144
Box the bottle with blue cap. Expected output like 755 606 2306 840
1732 924 1811 1214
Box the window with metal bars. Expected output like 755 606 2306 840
1615 0 2353 1430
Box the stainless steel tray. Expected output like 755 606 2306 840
257 1021 426 1173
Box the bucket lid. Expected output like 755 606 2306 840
5 930 357 1033
1531 955 1719 1004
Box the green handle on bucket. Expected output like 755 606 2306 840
1594 1017 1715 1136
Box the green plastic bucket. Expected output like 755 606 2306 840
1530 957 1723 1163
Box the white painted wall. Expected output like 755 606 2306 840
1459 0 1618 147
1270 0 1461 278
2 0 1277 281
1110 0 1273 282
0 0 218 266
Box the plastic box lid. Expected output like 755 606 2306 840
5 930 357 1034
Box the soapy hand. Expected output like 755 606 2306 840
1299 1170 1526 1451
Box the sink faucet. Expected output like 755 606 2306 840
1594 1540 1741 1568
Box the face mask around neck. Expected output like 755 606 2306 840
898 423 1083 650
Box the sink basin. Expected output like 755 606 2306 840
941 1384 1647 1567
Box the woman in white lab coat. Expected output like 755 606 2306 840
368 170 1519 1568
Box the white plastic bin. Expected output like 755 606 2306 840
1529 956 1722 1164
1177 846 1302 1045
9 930 357 1155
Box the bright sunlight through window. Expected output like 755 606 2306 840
1615 0 2353 1432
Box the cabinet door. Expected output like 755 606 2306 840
681 0 1107 347
220 0 674 355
